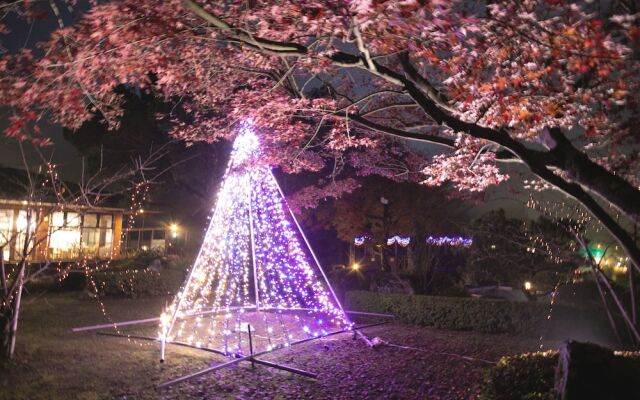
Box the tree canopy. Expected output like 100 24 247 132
1 0 639 268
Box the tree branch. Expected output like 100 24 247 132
183 0 307 56
541 127 640 223
182 0 640 270
397 53 458 115
347 114 454 147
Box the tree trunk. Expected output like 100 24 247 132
2 261 24 359
2 210 32 359
632 225 638 328
631 262 638 329
6 261 24 359
0 247 6 296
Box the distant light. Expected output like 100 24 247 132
524 281 532 291
170 223 179 238
351 263 360 271
591 248 604 263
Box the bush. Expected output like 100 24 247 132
481 350 640 400
89 254 193 297
25 270 89 293
91 268 166 298
21 254 193 297
161 255 192 290
482 352 558 400
344 290 611 337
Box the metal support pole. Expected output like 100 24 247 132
160 205 221 361
268 169 347 316
96 332 227 356
156 321 388 389
156 355 255 389
73 316 161 333
251 358 317 379
72 306 258 333
248 173 260 311
345 310 395 318
247 324 255 369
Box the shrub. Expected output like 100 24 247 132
344 290 610 337
21 254 193 297
89 254 193 297
481 352 558 400
25 271 86 293
481 350 640 400
91 268 166 298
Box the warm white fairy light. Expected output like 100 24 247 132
159 122 351 359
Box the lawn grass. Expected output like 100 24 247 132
1 293 211 400
1 293 554 399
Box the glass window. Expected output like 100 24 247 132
48 211 81 260
66 212 80 228
81 213 99 258
15 210 37 258
81 227 100 258
0 209 14 261
151 229 166 251
98 214 113 258
51 211 65 227
83 214 98 228
126 231 139 250
80 213 114 259
98 229 113 258
99 214 112 228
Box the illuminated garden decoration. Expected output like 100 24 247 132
157 123 352 377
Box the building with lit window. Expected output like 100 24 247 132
0 199 124 263
0 166 198 263
121 212 195 256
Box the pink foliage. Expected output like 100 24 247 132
421 136 509 192
0 0 638 203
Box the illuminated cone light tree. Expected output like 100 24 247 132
159 123 351 362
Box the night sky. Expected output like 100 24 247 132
0 4 86 180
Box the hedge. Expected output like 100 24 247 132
481 352 558 400
481 350 640 400
344 290 611 338
23 255 191 298
91 268 167 298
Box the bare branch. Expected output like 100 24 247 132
182 0 307 56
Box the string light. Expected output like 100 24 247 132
159 122 351 359
354 236 369 246
387 236 411 247
426 236 473 247
354 235 471 247
0 155 154 350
